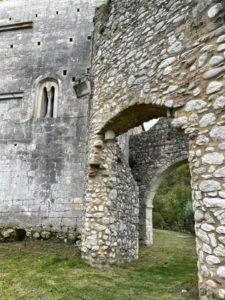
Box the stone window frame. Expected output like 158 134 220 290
32 76 62 119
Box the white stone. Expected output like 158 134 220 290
202 153 224 165
217 267 225 278
168 41 183 54
199 113 216 127
105 130 116 141
163 66 172 75
171 117 187 128
201 223 215 232
217 35 225 43
209 233 217 247
217 43 225 52
203 243 212 254
196 228 209 244
219 192 225 198
166 85 178 93
159 57 176 69
143 83 151 93
199 180 221 192
165 100 173 108
109 189 117 201
213 96 225 109
214 167 225 178
219 289 225 299
206 81 223 94
214 245 225 257
208 4 223 18
209 55 224 66
193 87 201 96
196 135 209 145
201 266 210 278
198 54 208 68
210 126 225 140
127 75 135 86
185 99 206 112
216 226 225 234
219 143 225 150
204 66 225 79
206 280 217 289
203 197 225 208
195 210 204 222
206 255 220 264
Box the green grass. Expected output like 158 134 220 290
0 230 198 300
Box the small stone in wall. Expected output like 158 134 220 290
127 75 135 86
203 197 225 208
168 41 183 54
208 4 223 18
202 153 224 165
171 117 187 128
213 167 225 177
158 57 176 69
199 180 221 192
216 226 225 234
143 83 151 93
204 66 225 80
219 290 225 299
196 135 209 146
185 99 206 112
217 266 225 278
206 81 223 94
209 55 224 66
206 255 220 264
196 228 210 244
217 44 225 52
201 223 215 232
195 210 204 222
217 35 225 43
213 96 225 109
198 54 208 68
210 126 225 140
199 113 216 127
214 245 225 257
193 87 201 96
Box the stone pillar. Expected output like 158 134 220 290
82 135 139 266
145 205 153 246
174 101 225 299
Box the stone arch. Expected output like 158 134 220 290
142 159 188 245
129 118 188 245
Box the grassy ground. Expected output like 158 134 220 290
0 229 198 300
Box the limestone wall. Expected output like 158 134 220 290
0 0 95 240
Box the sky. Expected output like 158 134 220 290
143 119 159 131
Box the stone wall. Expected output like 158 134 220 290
84 0 225 298
129 118 188 245
0 0 95 240
82 141 139 266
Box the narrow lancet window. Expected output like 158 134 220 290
34 79 59 118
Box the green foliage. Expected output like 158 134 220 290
153 164 194 233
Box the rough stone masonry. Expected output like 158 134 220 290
83 0 225 299
1 0 225 299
